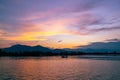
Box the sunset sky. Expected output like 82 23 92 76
0 0 120 48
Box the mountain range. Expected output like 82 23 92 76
2 44 51 53
1 41 120 53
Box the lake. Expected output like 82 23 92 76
0 55 120 80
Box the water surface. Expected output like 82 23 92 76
0 56 120 80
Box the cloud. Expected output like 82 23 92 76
0 0 120 40
65 12 120 35
16 0 104 22
0 29 6 36
1 0 119 37
57 40 62 43
69 26 120 35
1 9 120 42
0 39 14 48
1 11 120 42
18 8 61 21
91 26 120 32
105 38 120 42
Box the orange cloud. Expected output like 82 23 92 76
0 13 96 41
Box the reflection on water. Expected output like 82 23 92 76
0 56 120 80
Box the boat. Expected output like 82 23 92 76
61 55 68 58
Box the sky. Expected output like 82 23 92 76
0 0 120 48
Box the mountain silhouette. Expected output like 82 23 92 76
77 41 120 53
3 44 51 53
1 41 120 55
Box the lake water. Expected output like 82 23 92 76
0 56 120 80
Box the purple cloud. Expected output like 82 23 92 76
105 38 120 42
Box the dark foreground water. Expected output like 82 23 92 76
0 56 120 80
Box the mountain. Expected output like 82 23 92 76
31 45 51 52
2 41 120 54
77 41 120 53
2 44 51 53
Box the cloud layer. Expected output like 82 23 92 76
0 0 120 48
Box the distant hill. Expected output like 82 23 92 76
2 44 51 53
76 41 120 53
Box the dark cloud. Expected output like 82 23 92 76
57 40 62 43
91 26 120 32
105 38 120 42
